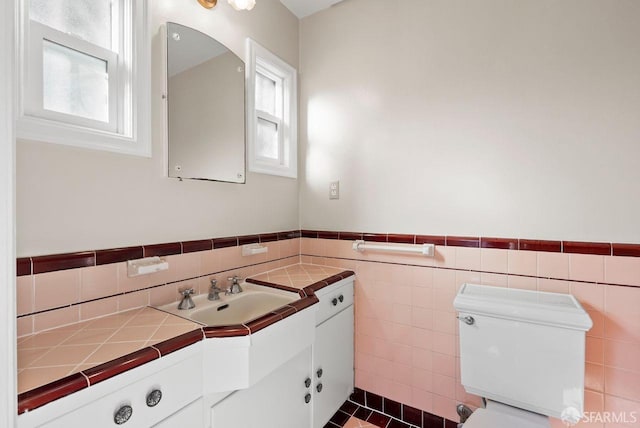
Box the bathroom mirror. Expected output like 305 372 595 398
165 22 246 183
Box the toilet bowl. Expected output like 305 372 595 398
462 400 550 428
454 284 592 427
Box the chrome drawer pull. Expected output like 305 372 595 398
114 405 133 425
457 315 475 325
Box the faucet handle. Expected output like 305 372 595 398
180 287 195 296
210 278 218 288
227 275 243 284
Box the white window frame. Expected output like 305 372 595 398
246 38 297 178
16 0 151 157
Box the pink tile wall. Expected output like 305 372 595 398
17 239 301 335
303 238 640 428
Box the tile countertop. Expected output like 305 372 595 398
17 263 355 414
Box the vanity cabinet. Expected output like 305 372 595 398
210 347 313 428
18 344 204 428
312 278 355 428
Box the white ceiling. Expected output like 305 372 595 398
279 0 344 18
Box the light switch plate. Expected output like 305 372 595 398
329 181 340 200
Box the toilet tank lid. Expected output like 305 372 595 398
454 283 593 331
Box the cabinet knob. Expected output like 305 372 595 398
316 383 323 393
338 294 344 302
331 298 338 306
146 389 162 407
114 405 133 425
304 393 311 404
304 378 311 388
316 368 323 378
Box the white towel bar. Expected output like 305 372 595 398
352 240 435 257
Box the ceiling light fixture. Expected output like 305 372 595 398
197 0 256 10
227 0 256 10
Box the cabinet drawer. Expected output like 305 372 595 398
315 278 354 326
41 352 202 428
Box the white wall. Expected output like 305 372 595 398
16 0 299 256
299 0 640 243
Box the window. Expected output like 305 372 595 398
17 0 150 156
246 39 297 178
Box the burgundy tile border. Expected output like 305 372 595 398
143 242 182 257
32 251 95 275
446 236 480 248
18 373 88 414
279 230 301 240
95 246 144 265
612 243 640 257
288 295 319 312
339 232 363 241
563 241 612 256
339 388 455 428
318 231 339 240
362 233 388 243
415 235 446 246
480 237 518 250
203 324 250 338
17 258 31 276
518 239 561 253
213 236 239 249
272 305 297 319
246 312 282 333
238 234 260 245
181 239 213 253
151 329 204 356
82 347 159 386
244 278 303 295
301 230 319 238
387 234 415 244
259 232 279 243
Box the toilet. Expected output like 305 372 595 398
453 284 593 427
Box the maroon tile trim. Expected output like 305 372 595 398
95 246 144 265
244 278 302 294
446 236 480 248
278 230 301 240
362 233 387 243
563 241 612 256
182 240 213 253
32 251 95 275
288 295 319 312
304 280 330 294
387 234 415 244
213 236 238 249
301 230 319 238
17 258 31 276
238 234 260 246
144 242 182 257
318 231 339 239
246 312 282 333
259 233 279 243
339 232 363 241
272 305 297 319
415 235 446 246
518 239 562 253
480 237 518 250
203 324 250 338
18 373 88 414
151 329 204 356
83 347 159 385
612 243 640 257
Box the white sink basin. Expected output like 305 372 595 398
158 283 298 326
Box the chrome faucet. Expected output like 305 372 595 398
177 288 195 310
208 279 224 301
227 275 243 294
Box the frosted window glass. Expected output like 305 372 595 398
30 0 113 51
256 118 279 160
255 72 276 116
43 40 109 122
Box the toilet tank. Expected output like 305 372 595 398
454 284 592 421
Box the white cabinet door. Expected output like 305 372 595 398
211 347 312 428
313 305 354 428
153 398 203 428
